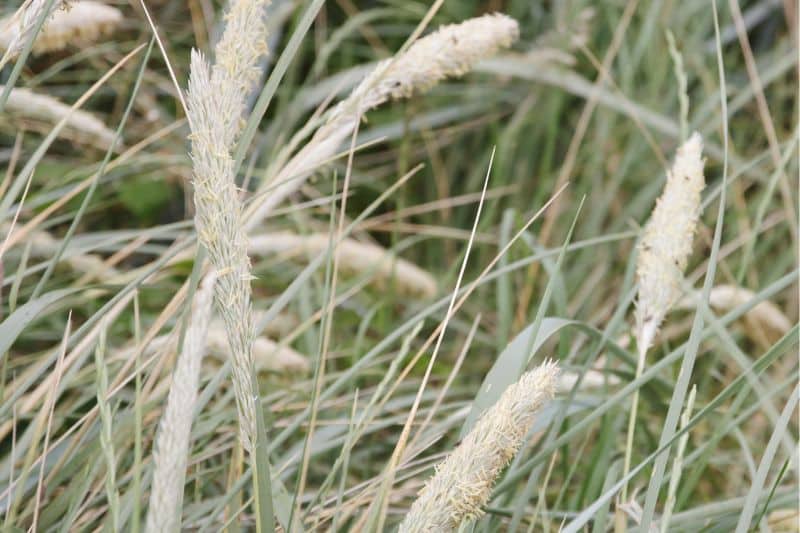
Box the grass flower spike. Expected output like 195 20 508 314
185 0 271 451
635 132 705 354
341 13 519 111
146 273 216 533
246 13 519 230
622 133 705 506
399 361 558 532
248 232 437 297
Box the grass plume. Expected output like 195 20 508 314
145 272 216 532
399 361 558 532
185 0 271 452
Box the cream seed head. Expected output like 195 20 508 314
0 1 121 57
184 2 271 452
186 51 255 451
146 272 216 533
399 361 558 532
340 13 519 118
635 132 705 353
248 232 437 298
248 13 519 230
0 0 66 60
214 0 270 91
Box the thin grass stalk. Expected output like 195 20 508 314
660 385 696 533
94 327 120 532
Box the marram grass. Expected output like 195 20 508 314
0 3 795 532
185 0 271 452
399 361 558 532
246 12 520 230
145 272 216 532
634 132 705 356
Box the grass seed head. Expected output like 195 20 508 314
635 132 705 353
399 361 559 532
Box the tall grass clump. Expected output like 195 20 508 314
0 2 796 532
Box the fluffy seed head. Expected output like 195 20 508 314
250 13 519 229
635 132 705 352
248 232 437 298
399 361 558 532
184 0 271 452
186 50 258 451
0 0 66 59
340 13 519 116
214 0 270 94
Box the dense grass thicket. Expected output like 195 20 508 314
0 0 797 531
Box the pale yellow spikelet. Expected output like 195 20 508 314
185 0 271 452
187 50 258 451
146 272 216 533
248 232 437 298
635 132 705 354
244 13 519 231
214 0 270 96
399 361 558 532
343 13 519 109
0 1 121 56
1 85 117 150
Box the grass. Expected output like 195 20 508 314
0 0 797 531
